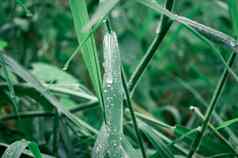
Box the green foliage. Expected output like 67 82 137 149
2 140 42 158
0 41 7 50
217 118 238 130
228 0 238 36
68 0 102 98
1 0 238 158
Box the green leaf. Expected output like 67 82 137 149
92 31 127 158
171 126 199 146
139 120 174 158
136 0 238 54
216 118 238 130
181 24 238 83
121 136 142 158
31 62 97 101
27 142 42 158
1 53 97 135
31 62 78 84
1 140 42 158
45 84 97 101
228 0 238 36
83 0 120 32
213 1 238 132
174 126 231 156
68 0 103 101
0 143 53 158
1 140 29 158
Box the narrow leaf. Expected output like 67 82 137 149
68 0 103 103
1 53 97 135
228 0 238 36
1 140 42 158
139 121 174 158
2 140 29 158
27 142 42 158
136 0 238 54
83 0 120 32
93 31 125 158
216 118 238 130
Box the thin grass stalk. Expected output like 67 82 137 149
128 0 174 94
187 1 238 156
176 77 238 143
137 0 238 54
135 112 173 129
83 0 120 32
183 24 238 82
207 153 238 158
0 101 98 121
187 52 236 158
170 127 200 147
121 69 147 158
175 24 238 142
190 106 238 155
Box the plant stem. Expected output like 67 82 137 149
187 52 236 158
121 69 147 158
128 0 174 94
0 101 98 121
190 106 238 155
137 0 238 54
135 112 173 129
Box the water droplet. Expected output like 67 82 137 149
94 31 126 158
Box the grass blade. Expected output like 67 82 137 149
175 77 238 143
121 69 147 158
1 53 97 135
31 62 97 101
2 140 42 158
228 0 238 36
187 1 238 157
128 0 174 94
27 142 43 158
187 52 236 157
1 140 29 158
190 106 238 155
82 0 120 32
216 118 238 130
139 120 174 158
136 0 238 54
181 24 238 83
68 0 104 110
93 31 125 158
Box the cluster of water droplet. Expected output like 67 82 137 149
92 31 125 158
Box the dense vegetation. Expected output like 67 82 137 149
0 0 238 157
